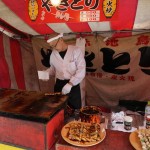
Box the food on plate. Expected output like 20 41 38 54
138 129 150 150
66 122 101 142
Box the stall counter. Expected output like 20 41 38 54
0 88 68 150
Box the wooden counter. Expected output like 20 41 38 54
0 88 68 150
56 108 145 150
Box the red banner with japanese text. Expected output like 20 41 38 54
84 33 150 107
26 0 119 23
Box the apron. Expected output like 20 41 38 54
54 78 81 109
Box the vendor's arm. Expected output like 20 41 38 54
44 52 56 77
45 64 55 77
69 47 86 86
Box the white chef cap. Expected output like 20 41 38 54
47 33 63 43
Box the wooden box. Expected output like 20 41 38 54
0 89 68 150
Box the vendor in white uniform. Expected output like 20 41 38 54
46 33 86 110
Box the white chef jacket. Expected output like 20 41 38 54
46 45 86 86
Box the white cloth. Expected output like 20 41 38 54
62 83 72 94
48 45 86 86
76 37 86 55
111 111 125 122
76 37 86 106
38 71 49 80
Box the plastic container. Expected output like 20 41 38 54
144 101 150 128
124 116 133 130
145 101 150 118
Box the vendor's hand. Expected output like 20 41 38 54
62 83 72 95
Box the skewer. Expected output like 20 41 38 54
44 92 62 96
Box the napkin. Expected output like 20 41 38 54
111 111 137 132
111 111 125 122
38 71 49 80
111 122 137 132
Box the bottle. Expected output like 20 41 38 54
124 116 133 130
145 101 150 117
145 101 150 128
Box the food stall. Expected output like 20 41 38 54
0 0 150 150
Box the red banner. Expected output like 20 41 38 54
26 0 119 23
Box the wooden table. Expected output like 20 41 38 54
0 88 68 150
56 129 134 150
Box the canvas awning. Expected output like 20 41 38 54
0 0 150 38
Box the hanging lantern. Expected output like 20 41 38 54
28 0 39 21
103 0 117 18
